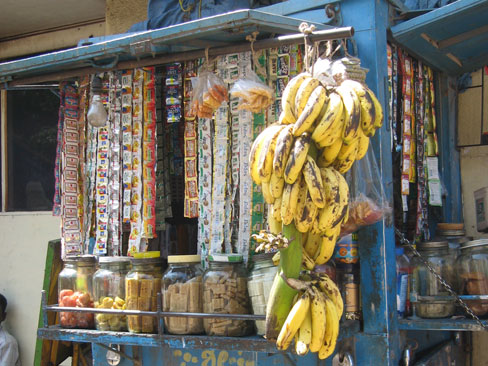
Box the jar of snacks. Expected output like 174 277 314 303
125 256 162 334
93 257 131 331
58 255 96 328
202 254 253 336
456 239 488 316
162 255 203 334
411 241 455 318
247 253 278 335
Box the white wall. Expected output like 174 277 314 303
0 212 60 366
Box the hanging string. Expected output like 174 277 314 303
311 41 320 76
298 22 316 73
246 31 266 76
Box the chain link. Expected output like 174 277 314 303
395 228 488 331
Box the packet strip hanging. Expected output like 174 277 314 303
78 76 89 247
142 66 157 239
155 66 167 230
198 116 212 257
52 84 65 216
121 70 133 226
62 84 83 257
400 50 411 197
128 68 144 255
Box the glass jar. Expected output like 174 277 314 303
456 239 488 317
58 255 96 328
125 257 162 334
436 226 470 258
202 254 253 336
162 255 203 334
93 257 131 331
247 253 278 335
411 241 455 318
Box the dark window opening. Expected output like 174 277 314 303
7 89 59 211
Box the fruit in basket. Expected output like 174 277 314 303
249 72 383 358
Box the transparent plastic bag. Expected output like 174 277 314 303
190 70 228 118
341 145 391 235
230 70 274 113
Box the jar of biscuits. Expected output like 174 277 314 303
162 255 203 334
58 255 96 329
125 256 162 333
456 239 488 317
202 254 253 336
93 257 131 331
247 253 277 335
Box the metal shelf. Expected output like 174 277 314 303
398 317 488 332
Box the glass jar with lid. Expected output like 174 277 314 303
125 255 162 333
202 254 253 336
93 257 131 331
162 255 204 334
247 253 278 335
58 255 96 328
456 239 488 317
436 223 470 258
411 241 456 318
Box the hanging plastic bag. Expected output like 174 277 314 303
230 70 274 113
341 145 391 235
190 70 228 119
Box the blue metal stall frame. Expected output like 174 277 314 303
2 0 488 365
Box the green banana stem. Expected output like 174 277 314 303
265 223 303 340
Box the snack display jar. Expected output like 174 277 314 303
58 255 96 328
411 241 456 318
247 253 278 335
125 257 162 334
202 254 253 336
436 223 470 258
93 257 131 331
456 239 488 317
162 255 203 334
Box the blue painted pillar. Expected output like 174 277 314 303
339 1 400 365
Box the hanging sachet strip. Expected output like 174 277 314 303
142 67 157 239
236 51 253 262
128 68 144 255
121 70 133 228
78 76 89 246
155 66 167 231
61 84 82 257
400 51 412 198
198 116 213 257
52 84 65 216
108 72 122 255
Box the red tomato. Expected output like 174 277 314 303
78 292 91 307
64 295 77 307
59 289 74 299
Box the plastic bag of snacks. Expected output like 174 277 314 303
230 70 274 113
190 70 228 118
341 145 391 235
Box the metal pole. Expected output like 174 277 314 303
6 26 354 87
41 290 48 328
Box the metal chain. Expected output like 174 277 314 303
395 228 488 331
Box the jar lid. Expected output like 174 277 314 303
133 251 160 259
437 223 464 231
437 229 466 237
417 241 448 250
208 253 243 263
130 257 162 265
98 256 131 264
168 255 201 264
460 239 488 250
65 255 96 264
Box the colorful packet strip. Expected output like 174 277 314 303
121 70 133 225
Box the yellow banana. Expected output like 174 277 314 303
318 295 339 360
314 225 340 265
332 168 349 212
267 206 282 234
302 250 316 270
359 87 377 137
320 167 340 204
272 251 280 266
295 306 312 356
273 125 294 178
295 78 322 117
294 178 308 232
303 156 326 208
270 172 285 198
317 137 343 168
296 191 319 234
281 174 302 225
336 84 361 145
262 180 274 204
304 231 322 258
369 88 384 130
257 125 286 182
281 73 311 123
272 196 282 222
292 85 327 137
309 286 327 353
356 127 369 160
315 109 344 148
249 127 268 185
284 132 311 184
317 273 344 319
334 137 358 174
276 291 311 351
312 91 344 143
